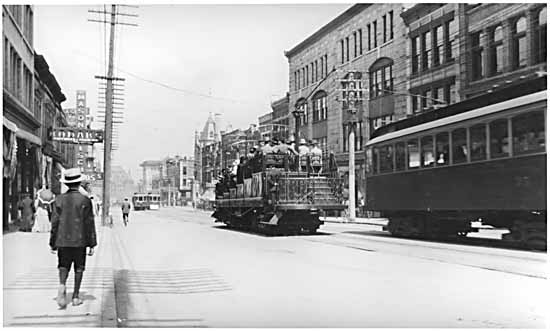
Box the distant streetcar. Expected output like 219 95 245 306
132 193 161 211
365 76 547 250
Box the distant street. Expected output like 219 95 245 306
108 207 546 327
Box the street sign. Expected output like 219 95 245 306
52 127 104 144
84 171 104 181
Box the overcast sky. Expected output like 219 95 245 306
34 4 351 180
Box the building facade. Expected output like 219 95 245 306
139 160 162 193
3 5 40 227
284 3 410 203
34 53 75 196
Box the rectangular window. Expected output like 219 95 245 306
389 10 394 40
341 40 345 64
412 95 419 113
488 26 504 76
471 31 484 80
421 90 429 110
395 142 406 171
343 124 348 152
436 132 449 166
383 14 387 43
373 20 377 47
434 25 443 66
490 119 510 158
359 29 363 55
407 139 420 169
452 128 467 164
445 19 457 60
353 31 357 58
315 60 318 81
421 135 435 167
421 30 431 70
355 121 364 152
320 57 324 78
367 24 371 50
379 145 394 173
324 55 328 77
306 66 309 86
294 71 297 91
372 147 379 174
302 68 305 87
412 36 419 74
3 38 8 89
345 37 350 62
470 124 487 161
535 7 547 64
512 111 545 155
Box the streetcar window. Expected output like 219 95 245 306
379 145 394 173
407 139 420 169
366 148 373 174
490 119 510 158
395 142 406 171
452 128 467 164
372 147 379 174
512 111 545 155
470 123 487 161
421 135 435 167
435 132 449 166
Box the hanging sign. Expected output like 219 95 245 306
52 128 104 144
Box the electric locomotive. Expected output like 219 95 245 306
365 76 547 250
213 152 345 234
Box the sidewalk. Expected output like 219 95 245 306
2 221 116 327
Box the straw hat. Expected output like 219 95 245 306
299 138 307 145
61 168 84 184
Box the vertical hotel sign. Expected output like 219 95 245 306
75 90 88 171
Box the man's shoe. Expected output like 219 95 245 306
56 285 67 308
72 297 83 306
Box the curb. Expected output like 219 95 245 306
96 226 117 327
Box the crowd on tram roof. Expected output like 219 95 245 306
215 136 338 197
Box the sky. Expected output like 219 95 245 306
34 3 351 181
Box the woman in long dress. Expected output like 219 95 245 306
32 187 53 233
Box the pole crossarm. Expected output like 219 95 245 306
87 19 138 27
88 10 139 17
94 75 126 81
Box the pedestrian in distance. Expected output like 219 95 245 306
298 138 310 172
121 198 131 226
49 168 97 309
17 193 35 232
309 140 323 175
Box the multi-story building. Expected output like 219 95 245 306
284 3 409 202
401 3 546 113
139 160 162 193
178 156 195 204
462 4 546 98
3 5 40 228
401 4 463 114
258 112 272 139
34 53 75 196
270 93 290 141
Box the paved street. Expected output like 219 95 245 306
4 207 546 327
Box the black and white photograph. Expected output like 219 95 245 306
2 2 547 328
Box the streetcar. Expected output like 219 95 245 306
132 193 161 210
365 76 547 250
213 152 345 234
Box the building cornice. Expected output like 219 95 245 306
284 4 370 59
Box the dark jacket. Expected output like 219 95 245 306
49 188 97 249
121 201 131 213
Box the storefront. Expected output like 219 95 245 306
3 117 42 229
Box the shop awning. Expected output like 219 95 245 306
16 127 41 146
3 116 18 132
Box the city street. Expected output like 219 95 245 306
4 207 546 328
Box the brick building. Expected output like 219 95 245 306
401 3 546 113
284 3 410 201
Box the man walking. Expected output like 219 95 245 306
121 198 131 226
49 168 97 308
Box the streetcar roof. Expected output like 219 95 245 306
366 90 547 147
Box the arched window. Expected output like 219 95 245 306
312 91 328 122
295 98 308 126
535 6 547 63
512 16 528 68
489 25 504 75
369 57 393 99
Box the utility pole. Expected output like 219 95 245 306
339 71 366 222
89 5 137 226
